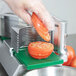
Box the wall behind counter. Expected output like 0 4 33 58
43 0 76 35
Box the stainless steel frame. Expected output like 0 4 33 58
0 40 26 76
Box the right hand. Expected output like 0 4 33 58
5 0 55 31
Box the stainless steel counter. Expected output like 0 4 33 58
0 34 76 76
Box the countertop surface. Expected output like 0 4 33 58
0 34 76 76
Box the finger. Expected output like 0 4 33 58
16 9 32 25
32 2 55 31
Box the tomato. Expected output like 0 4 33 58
54 52 59 55
31 12 51 41
54 37 58 46
63 46 75 66
28 41 54 59
70 56 76 67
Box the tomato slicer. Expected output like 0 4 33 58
0 14 67 76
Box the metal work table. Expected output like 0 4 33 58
0 34 76 76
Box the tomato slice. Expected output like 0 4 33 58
54 52 59 55
63 45 75 66
31 12 51 41
70 56 76 67
28 41 54 59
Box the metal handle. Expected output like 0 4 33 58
53 21 67 62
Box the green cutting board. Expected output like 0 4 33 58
0 36 10 41
13 47 63 70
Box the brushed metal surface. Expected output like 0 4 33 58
0 14 25 37
0 16 5 36
0 40 26 76
0 63 8 76
23 66 76 76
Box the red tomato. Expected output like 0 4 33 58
63 46 75 66
54 37 58 46
31 12 51 41
54 52 59 55
70 56 76 67
28 41 54 59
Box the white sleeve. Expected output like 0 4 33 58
0 0 13 14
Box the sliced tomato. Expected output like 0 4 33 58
31 12 51 41
63 46 75 66
70 56 76 67
28 41 54 59
54 52 59 55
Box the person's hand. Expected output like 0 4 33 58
4 0 55 31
